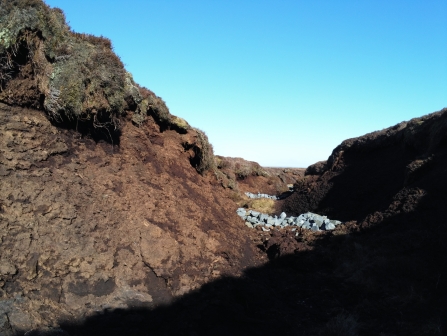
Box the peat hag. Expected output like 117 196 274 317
1 1 447 335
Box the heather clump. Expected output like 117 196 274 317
192 128 216 174
0 0 145 134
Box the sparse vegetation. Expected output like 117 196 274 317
0 0 198 144
215 156 268 179
148 95 192 133
214 156 303 194
192 128 215 174
0 0 135 131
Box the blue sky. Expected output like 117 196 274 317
44 0 447 167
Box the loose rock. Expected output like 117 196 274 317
245 192 278 200
236 209 343 231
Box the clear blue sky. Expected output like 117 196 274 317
44 0 447 167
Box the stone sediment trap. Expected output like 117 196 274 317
236 208 342 232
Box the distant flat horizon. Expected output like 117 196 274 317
43 0 447 167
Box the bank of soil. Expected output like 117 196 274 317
0 103 269 333
2 104 447 336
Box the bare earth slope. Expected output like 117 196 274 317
1 1 447 335
3 105 446 336
0 103 265 333
49 108 447 336
215 155 304 194
283 108 447 224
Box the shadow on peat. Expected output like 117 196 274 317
21 195 447 336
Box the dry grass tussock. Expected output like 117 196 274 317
242 198 276 214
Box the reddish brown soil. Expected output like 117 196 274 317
3 3 446 334
0 103 268 333
283 108 447 223
215 156 304 195
238 167 304 195
2 102 447 336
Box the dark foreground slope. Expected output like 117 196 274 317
284 108 447 224
3 103 446 336
28 109 447 336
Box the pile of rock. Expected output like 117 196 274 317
236 208 342 231
245 192 278 200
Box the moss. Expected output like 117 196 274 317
171 116 190 131
138 98 148 114
58 75 84 117
124 72 142 107
130 94 149 126
131 112 146 126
